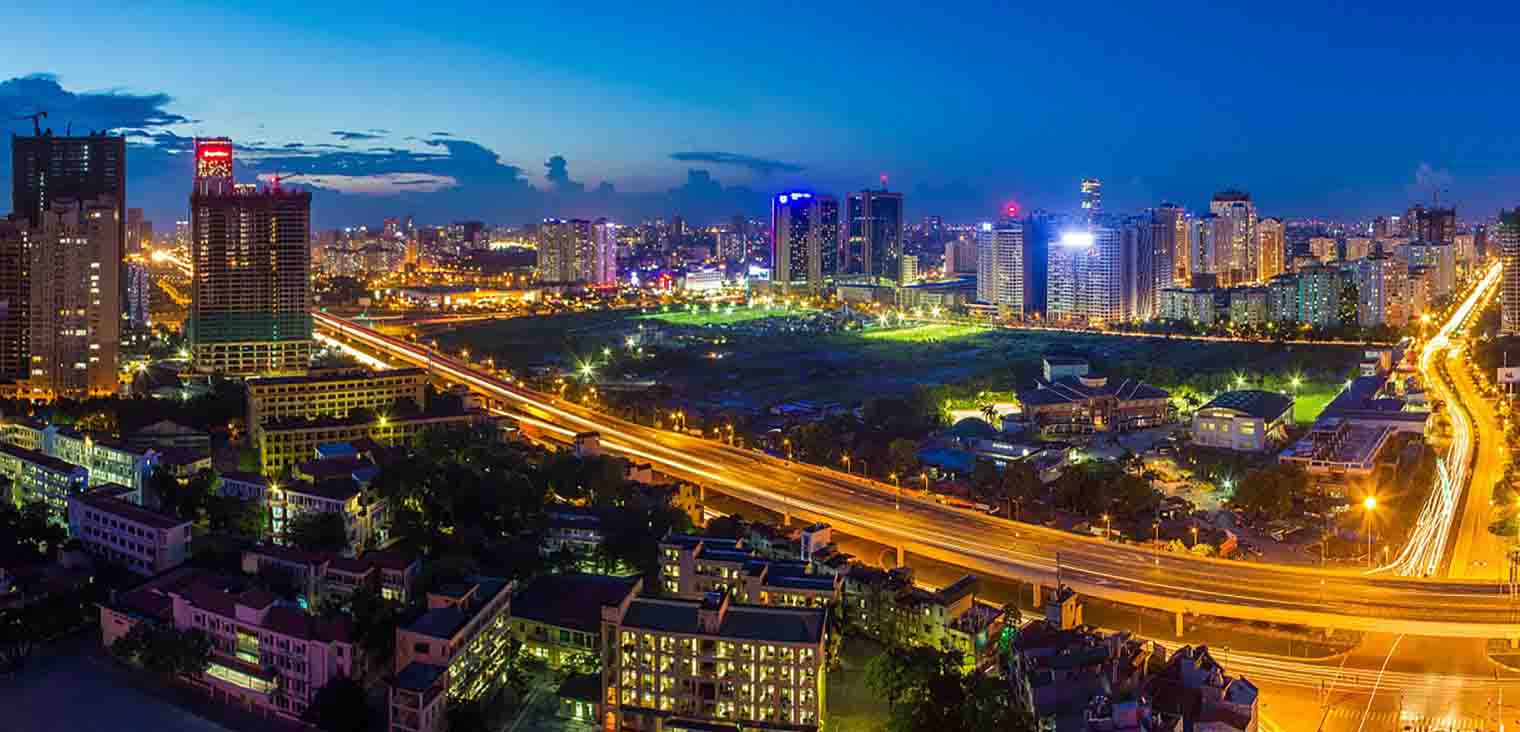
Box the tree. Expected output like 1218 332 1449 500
111 623 212 677
0 501 67 565
866 645 1034 732
1000 461 1043 519
206 495 265 539
305 677 373 732
286 511 349 553
887 439 920 478
1231 466 1302 521
155 467 215 523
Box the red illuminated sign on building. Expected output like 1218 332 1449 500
194 137 234 182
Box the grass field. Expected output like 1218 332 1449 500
636 305 799 327
857 323 987 343
1292 386 1340 424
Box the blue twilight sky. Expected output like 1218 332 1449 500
3 0 1519 228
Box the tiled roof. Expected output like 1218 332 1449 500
619 597 826 644
73 492 189 531
1198 390 1293 421
512 573 638 634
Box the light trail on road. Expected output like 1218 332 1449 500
1381 262 1501 577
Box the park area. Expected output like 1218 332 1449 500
432 308 1367 422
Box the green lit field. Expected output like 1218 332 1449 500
1292 386 1339 424
857 323 987 343
635 305 801 327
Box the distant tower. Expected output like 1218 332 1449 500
975 220 1024 314
1501 210 1520 336
771 192 840 293
843 187 904 283
1080 178 1103 223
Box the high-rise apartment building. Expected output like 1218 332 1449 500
1343 236 1373 262
0 217 29 383
30 197 121 398
11 132 126 239
943 235 977 275
537 218 589 285
1500 210 1520 336
1153 203 1187 286
1121 217 1153 320
589 219 619 285
126 208 153 255
1021 211 1062 317
1047 228 1122 324
1256 217 1286 281
975 221 1024 314
1209 190 1257 284
1407 204 1457 244
188 137 314 376
1353 252 1408 327
842 188 904 283
770 192 839 293
1308 237 1337 263
1080 178 1102 223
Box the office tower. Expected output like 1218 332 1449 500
1189 215 1219 282
771 192 839 293
1257 217 1286 280
174 220 190 248
1209 190 1257 284
1406 204 1456 244
29 196 121 398
1501 211 1520 336
843 188 904 283
1047 228 1122 324
188 137 314 376
126 208 152 255
589 219 619 285
975 221 1024 313
0 217 30 382
1080 178 1102 223
11 132 126 238
1151 203 1187 285
1353 252 1408 327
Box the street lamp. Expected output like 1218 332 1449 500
1363 495 1378 569
1190 526 1199 549
783 438 794 462
1153 521 1161 566
890 473 900 509
841 453 851 475
1102 514 1111 541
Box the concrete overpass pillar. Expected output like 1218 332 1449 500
698 484 706 502
1174 611 1185 638
1033 584 1045 608
782 510 791 527
895 545 905 567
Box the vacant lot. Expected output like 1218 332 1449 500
437 311 1367 416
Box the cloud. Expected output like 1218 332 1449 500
0 73 191 132
544 155 584 192
430 131 453 137
258 172 458 195
332 129 382 141
1413 162 1454 190
670 151 804 176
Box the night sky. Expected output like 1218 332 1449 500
3 0 1518 227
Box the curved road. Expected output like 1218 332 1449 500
313 305 1520 638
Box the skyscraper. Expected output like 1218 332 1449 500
1080 178 1102 223
188 138 314 376
1122 217 1152 320
11 132 126 239
975 220 1024 314
0 217 30 383
1257 217 1286 281
843 188 904 283
1209 190 1257 284
30 196 121 397
1047 228 1122 324
1353 251 1409 327
771 192 839 293
1500 210 1520 336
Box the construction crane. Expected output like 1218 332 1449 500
11 111 46 135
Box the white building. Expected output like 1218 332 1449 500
69 485 192 575
975 221 1024 314
1047 228 1122 325
1192 390 1295 453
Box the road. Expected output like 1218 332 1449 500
313 305 1520 639
1445 269 1509 580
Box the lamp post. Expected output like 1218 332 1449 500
1102 514 1112 541
1363 495 1378 569
890 473 900 510
921 472 929 492
841 453 851 475
1153 521 1161 566
1190 526 1199 549
783 438 794 462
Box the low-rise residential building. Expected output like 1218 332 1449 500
246 367 429 428
268 478 388 553
1011 619 1165 731
1278 419 1398 483
219 471 269 502
602 590 829 732
240 545 422 607
390 576 514 732
99 570 356 723
1145 645 1259 732
844 567 1006 668
1191 390 1295 453
1015 375 1170 435
542 505 604 559
511 573 642 668
0 441 90 522
659 534 842 608
69 485 192 575
256 408 487 477
0 421 160 494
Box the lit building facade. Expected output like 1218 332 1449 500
29 196 121 399
770 192 839 294
1502 210 1520 336
188 138 314 376
69 486 192 575
246 367 428 429
0 441 90 523
1080 178 1102 222
602 591 828 732
975 220 1024 314
1256 217 1285 281
1047 228 1123 325
1209 190 1257 285
842 188 904 284
390 577 514 732
0 217 29 383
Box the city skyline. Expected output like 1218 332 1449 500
6 1 1520 227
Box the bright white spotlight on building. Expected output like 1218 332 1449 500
1059 231 1095 247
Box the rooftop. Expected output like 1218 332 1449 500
247 367 426 389
393 662 447 692
405 576 510 640
1198 390 1294 421
0 441 83 474
619 596 826 644
511 573 639 634
1018 375 1168 407
72 491 189 531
